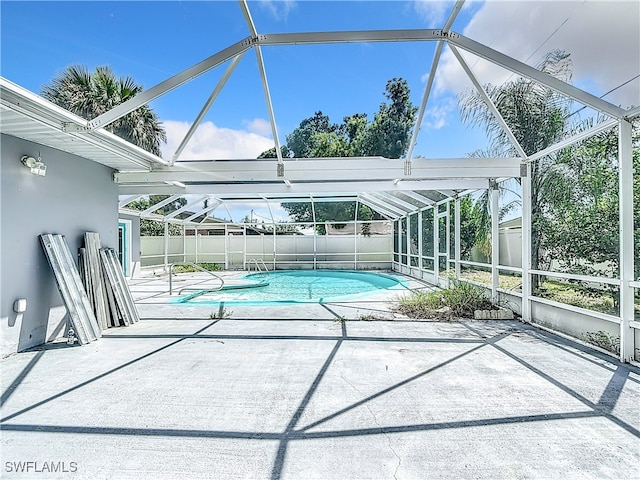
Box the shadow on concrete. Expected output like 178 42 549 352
1 350 45 407
0 320 219 423
2 318 639 479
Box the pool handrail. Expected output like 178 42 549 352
248 258 269 273
169 262 225 295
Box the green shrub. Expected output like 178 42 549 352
582 331 620 355
442 281 493 317
395 281 493 320
173 263 221 273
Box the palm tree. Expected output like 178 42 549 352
42 65 166 156
458 50 576 281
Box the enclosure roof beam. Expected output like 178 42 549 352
163 195 209 220
117 178 490 196
87 38 253 130
625 105 640 119
446 33 626 119
406 0 465 162
399 190 436 205
370 192 417 212
261 29 623 118
87 29 445 131
221 202 235 224
436 190 457 198
118 195 144 208
387 191 432 209
171 53 245 164
139 194 183 217
449 45 528 159
114 157 521 184
359 194 408 216
118 207 196 226
356 197 397 220
239 0 284 168
528 118 619 162
183 199 222 222
260 196 276 226
85 23 624 136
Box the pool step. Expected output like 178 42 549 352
177 280 268 302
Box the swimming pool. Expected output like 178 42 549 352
170 270 406 305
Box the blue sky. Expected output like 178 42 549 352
2 1 638 221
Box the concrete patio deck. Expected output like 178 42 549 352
1 274 639 479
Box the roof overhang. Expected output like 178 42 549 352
0 77 169 171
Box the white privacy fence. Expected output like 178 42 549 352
141 224 393 271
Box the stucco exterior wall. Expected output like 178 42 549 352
0 134 118 357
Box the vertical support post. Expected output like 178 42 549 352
313 224 317 270
182 225 186 263
433 207 439 285
354 200 359 270
408 215 412 271
391 218 400 271
195 226 199 263
418 207 423 278
491 180 499 301
619 119 635 363
224 224 228 270
521 163 532 322
272 222 277 271
446 200 451 287
163 221 169 271
455 197 461 280
311 199 317 270
243 224 247 270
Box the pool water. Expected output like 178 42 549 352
171 270 405 305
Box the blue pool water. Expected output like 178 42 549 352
171 270 405 305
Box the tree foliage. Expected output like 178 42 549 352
42 65 166 156
260 78 417 230
459 50 575 274
128 195 187 236
543 125 640 280
458 196 488 260
459 49 640 289
362 78 419 158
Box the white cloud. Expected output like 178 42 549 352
244 117 273 137
424 98 457 130
434 0 639 108
161 120 274 160
257 0 296 20
413 0 452 27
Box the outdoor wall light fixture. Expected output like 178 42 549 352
21 154 47 176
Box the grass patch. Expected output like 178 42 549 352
459 269 640 318
173 263 222 273
210 307 233 319
395 281 494 320
582 330 620 355
535 279 617 315
460 269 521 290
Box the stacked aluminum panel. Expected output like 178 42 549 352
81 233 111 329
42 232 139 348
39 234 101 345
100 248 140 325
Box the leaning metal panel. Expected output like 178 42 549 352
100 248 140 325
39 234 101 344
84 232 110 330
